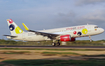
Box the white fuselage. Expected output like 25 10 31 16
9 25 104 41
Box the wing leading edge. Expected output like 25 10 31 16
22 23 59 39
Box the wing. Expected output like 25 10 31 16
22 23 59 39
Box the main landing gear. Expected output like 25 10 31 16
52 40 61 46
89 36 92 42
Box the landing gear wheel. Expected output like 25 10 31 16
52 42 56 46
57 42 60 46
52 40 61 46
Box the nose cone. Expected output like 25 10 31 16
100 28 104 33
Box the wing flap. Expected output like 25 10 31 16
28 30 59 39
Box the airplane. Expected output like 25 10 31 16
4 19 104 46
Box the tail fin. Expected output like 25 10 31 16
7 19 23 35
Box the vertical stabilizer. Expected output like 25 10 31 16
7 19 23 35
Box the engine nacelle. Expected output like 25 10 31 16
60 35 75 42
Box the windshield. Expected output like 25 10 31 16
94 26 98 28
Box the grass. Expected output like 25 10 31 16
0 58 3 59
0 48 105 51
1 59 105 66
42 52 80 56
83 54 105 57
2 51 30 54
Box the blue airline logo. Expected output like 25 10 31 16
9 24 15 31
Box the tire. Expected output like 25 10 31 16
52 42 56 46
57 42 60 46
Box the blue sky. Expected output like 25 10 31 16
0 0 105 40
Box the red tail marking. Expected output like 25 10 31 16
9 19 13 24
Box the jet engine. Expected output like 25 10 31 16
60 35 75 42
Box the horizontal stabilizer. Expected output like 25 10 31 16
3 35 17 38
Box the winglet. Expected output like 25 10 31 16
22 23 29 30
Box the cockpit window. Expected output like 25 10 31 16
94 26 98 28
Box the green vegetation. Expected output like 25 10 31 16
42 52 79 55
2 51 30 54
83 54 105 57
0 39 105 46
1 59 105 66
0 57 3 59
1 48 105 51
42 52 80 56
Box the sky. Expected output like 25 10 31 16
0 0 105 40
